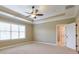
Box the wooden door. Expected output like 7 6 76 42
56 24 65 47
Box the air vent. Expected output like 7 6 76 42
66 5 75 9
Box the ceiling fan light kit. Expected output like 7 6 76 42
31 14 36 18
25 6 44 19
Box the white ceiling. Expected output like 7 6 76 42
0 5 78 24
2 5 67 20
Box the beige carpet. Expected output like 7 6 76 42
0 42 77 54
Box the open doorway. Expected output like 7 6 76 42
56 23 76 50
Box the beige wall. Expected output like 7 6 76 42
0 16 33 47
33 18 75 44
0 14 76 47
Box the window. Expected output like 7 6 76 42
0 22 25 40
0 22 10 40
11 24 19 39
19 25 25 38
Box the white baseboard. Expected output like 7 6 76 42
37 41 56 46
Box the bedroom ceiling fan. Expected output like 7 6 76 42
25 6 44 19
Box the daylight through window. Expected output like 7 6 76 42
0 22 25 40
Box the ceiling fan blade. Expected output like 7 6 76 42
25 15 31 18
36 14 44 16
25 12 31 14
35 9 38 13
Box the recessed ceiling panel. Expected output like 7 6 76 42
2 5 76 21
34 5 66 20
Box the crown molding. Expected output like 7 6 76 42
0 6 33 21
0 11 33 24
33 16 76 24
